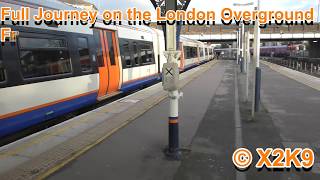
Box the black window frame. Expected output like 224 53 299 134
119 38 155 69
0 25 97 89
77 37 93 73
132 41 141 66
93 30 105 68
0 46 6 83
139 41 154 66
106 31 116 66
17 34 73 80
184 46 198 59
119 38 132 68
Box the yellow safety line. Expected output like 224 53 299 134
0 113 94 158
0 60 217 179
38 61 218 179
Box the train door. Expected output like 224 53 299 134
97 29 121 99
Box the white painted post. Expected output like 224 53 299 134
241 23 245 73
305 62 307 71
163 0 181 160
237 31 240 64
252 0 261 116
245 31 250 102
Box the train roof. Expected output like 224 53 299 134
180 36 206 45
2 0 158 35
5 0 78 10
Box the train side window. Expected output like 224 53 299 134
93 30 104 67
184 46 197 59
19 37 72 79
119 38 131 68
77 38 92 72
184 46 188 59
140 42 154 65
132 42 140 66
194 47 198 58
190 46 197 58
106 32 116 66
0 47 5 82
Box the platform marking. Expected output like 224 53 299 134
0 113 98 158
0 61 219 179
119 99 140 103
36 61 219 179
234 68 247 180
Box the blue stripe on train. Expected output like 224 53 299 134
120 75 160 93
183 63 199 71
0 93 97 138
0 75 161 138
0 62 212 138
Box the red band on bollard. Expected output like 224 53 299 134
169 117 178 124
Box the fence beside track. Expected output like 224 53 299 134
263 57 320 77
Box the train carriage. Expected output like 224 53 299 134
0 0 213 138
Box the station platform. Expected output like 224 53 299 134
0 60 320 180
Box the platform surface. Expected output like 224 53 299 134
0 61 218 179
1 60 320 180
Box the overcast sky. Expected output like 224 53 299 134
86 0 319 21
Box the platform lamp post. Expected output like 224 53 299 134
236 30 240 64
252 0 261 116
150 0 191 49
233 2 254 73
150 0 191 160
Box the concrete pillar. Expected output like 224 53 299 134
308 40 320 58
299 62 302 71
305 62 307 71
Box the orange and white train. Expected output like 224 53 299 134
0 0 215 137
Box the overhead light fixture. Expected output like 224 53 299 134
313 40 318 43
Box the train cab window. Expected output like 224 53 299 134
19 37 72 79
119 39 131 68
132 42 140 66
0 48 5 82
140 42 154 65
77 38 92 72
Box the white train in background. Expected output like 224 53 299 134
0 0 215 138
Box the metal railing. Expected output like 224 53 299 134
264 57 320 77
